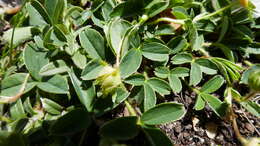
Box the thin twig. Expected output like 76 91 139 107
242 111 260 136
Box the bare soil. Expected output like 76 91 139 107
159 91 260 146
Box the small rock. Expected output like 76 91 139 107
183 132 189 138
196 128 205 136
245 123 255 133
175 125 182 133
174 122 182 133
192 117 200 131
205 122 218 139
185 124 192 130
185 96 192 104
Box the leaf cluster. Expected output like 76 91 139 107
0 0 260 145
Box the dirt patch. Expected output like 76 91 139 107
159 91 260 146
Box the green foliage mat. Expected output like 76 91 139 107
0 0 259 145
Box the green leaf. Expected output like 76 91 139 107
145 1 169 18
45 0 66 24
37 75 69 94
107 19 132 56
0 131 27 146
10 99 26 120
172 6 189 19
154 67 169 79
24 43 49 81
168 74 182 93
155 24 175 36
213 43 235 62
141 102 186 125
0 73 37 97
23 97 36 115
53 24 68 42
167 36 189 54
129 86 144 105
171 53 192 65
93 88 129 116
170 67 190 77
41 98 63 115
39 60 70 76
142 125 173 146
190 62 202 86
195 58 217 75
232 25 254 41
81 60 107 80
200 93 227 117
50 108 91 135
26 0 52 25
217 16 229 42
141 42 169 62
72 50 87 69
120 48 142 78
10 118 28 133
110 0 143 18
69 71 95 112
147 78 171 95
194 94 205 110
240 101 260 117
200 75 224 93
240 65 260 84
189 24 204 50
144 83 156 111
124 74 145 86
100 116 139 140
3 27 38 46
211 58 242 84
101 0 115 20
112 88 129 105
211 58 231 84
79 28 105 60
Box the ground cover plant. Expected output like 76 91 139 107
0 0 259 145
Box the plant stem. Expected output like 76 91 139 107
150 17 186 25
9 27 16 64
124 100 137 116
116 15 148 67
243 60 253 67
198 48 210 58
193 2 237 22
183 80 200 94
79 129 87 146
232 117 248 145
0 115 12 123
226 87 249 145
243 91 258 101
143 72 149 80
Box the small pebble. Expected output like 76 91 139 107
245 123 255 133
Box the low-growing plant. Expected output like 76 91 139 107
0 0 259 145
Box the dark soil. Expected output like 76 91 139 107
158 91 260 146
